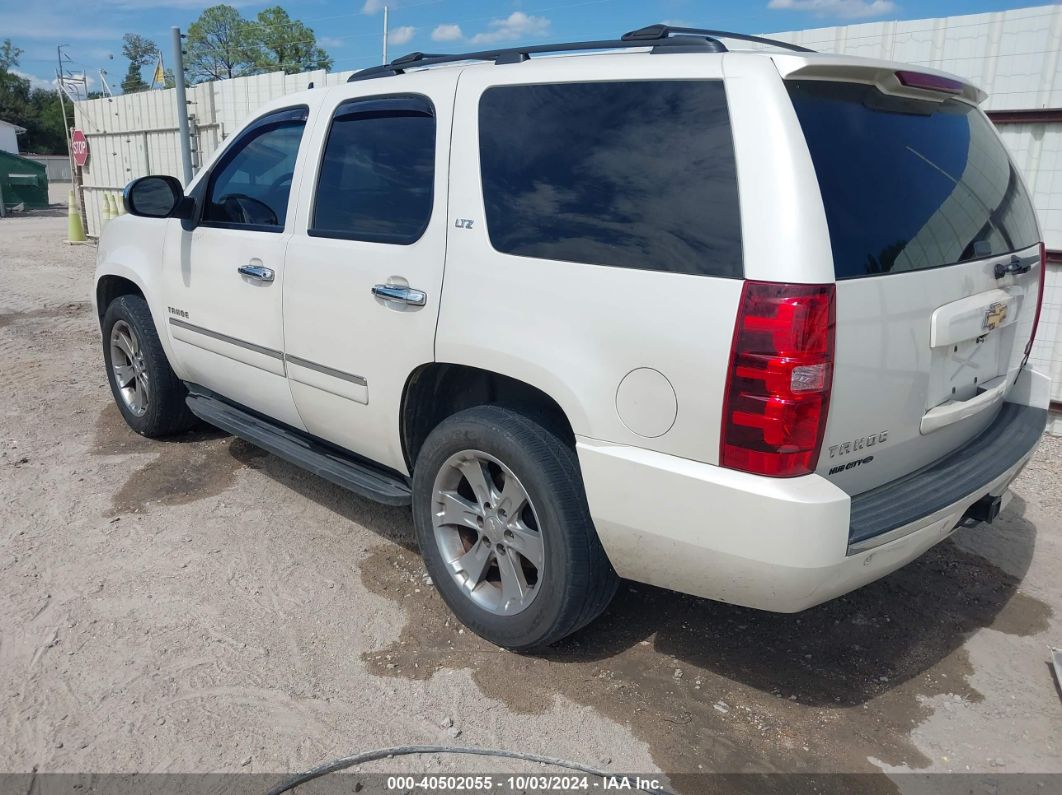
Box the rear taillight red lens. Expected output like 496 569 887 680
721 281 836 478
1025 243 1047 357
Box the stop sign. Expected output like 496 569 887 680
70 128 89 167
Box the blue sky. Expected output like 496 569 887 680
0 0 1052 92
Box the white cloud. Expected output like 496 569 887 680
11 69 55 91
362 0 387 14
318 36 343 49
767 0 898 19
469 12 550 45
431 24 464 43
387 25 416 46
8 68 98 95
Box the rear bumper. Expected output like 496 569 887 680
848 401 1046 552
577 369 1048 613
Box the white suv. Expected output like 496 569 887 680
94 26 1051 649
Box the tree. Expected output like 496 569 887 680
120 33 159 93
1 38 23 71
0 39 71 154
183 4 335 83
120 62 148 94
22 87 70 153
185 4 260 83
252 7 333 75
0 38 33 138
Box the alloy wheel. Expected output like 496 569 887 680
110 319 150 417
430 450 544 616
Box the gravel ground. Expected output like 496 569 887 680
1 207 1061 792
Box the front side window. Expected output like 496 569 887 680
478 80 743 278
310 95 436 244
203 108 307 231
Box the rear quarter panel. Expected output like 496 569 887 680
438 54 756 462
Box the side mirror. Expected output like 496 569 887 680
123 175 186 218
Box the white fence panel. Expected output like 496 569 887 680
768 4 1062 111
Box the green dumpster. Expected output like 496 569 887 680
0 150 49 210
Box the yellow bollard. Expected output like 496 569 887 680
115 192 125 215
66 190 86 243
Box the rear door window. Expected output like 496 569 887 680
787 80 1040 279
478 80 743 278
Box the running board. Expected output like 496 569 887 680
185 392 412 506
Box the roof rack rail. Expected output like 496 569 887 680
621 24 815 53
347 23 814 82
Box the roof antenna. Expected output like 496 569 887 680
382 5 389 65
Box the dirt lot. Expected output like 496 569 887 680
2 207 1061 791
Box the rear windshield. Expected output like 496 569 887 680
787 80 1039 279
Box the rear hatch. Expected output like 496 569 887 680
785 73 1043 495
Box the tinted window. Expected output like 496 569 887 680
788 80 1040 279
204 110 306 231
311 97 435 244
479 81 742 278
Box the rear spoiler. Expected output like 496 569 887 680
769 54 987 105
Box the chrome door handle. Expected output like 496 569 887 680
238 264 275 282
372 284 427 306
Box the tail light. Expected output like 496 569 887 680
1024 243 1047 358
721 281 836 477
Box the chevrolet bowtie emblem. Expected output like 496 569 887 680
983 301 1008 331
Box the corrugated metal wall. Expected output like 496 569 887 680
769 5 1062 113
21 155 71 182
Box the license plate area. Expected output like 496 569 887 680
926 287 1020 411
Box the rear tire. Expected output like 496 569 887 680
102 294 195 437
412 406 618 650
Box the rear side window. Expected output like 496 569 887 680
788 80 1040 279
311 95 435 245
478 81 743 278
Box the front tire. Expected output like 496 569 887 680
102 294 195 437
412 406 618 650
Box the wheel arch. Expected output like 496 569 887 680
95 274 145 322
401 363 579 471
94 266 185 380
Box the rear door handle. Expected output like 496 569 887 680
372 284 427 306
238 264 275 282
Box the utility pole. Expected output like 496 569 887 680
171 27 194 186
56 46 75 182
55 45 85 229
382 5 389 64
